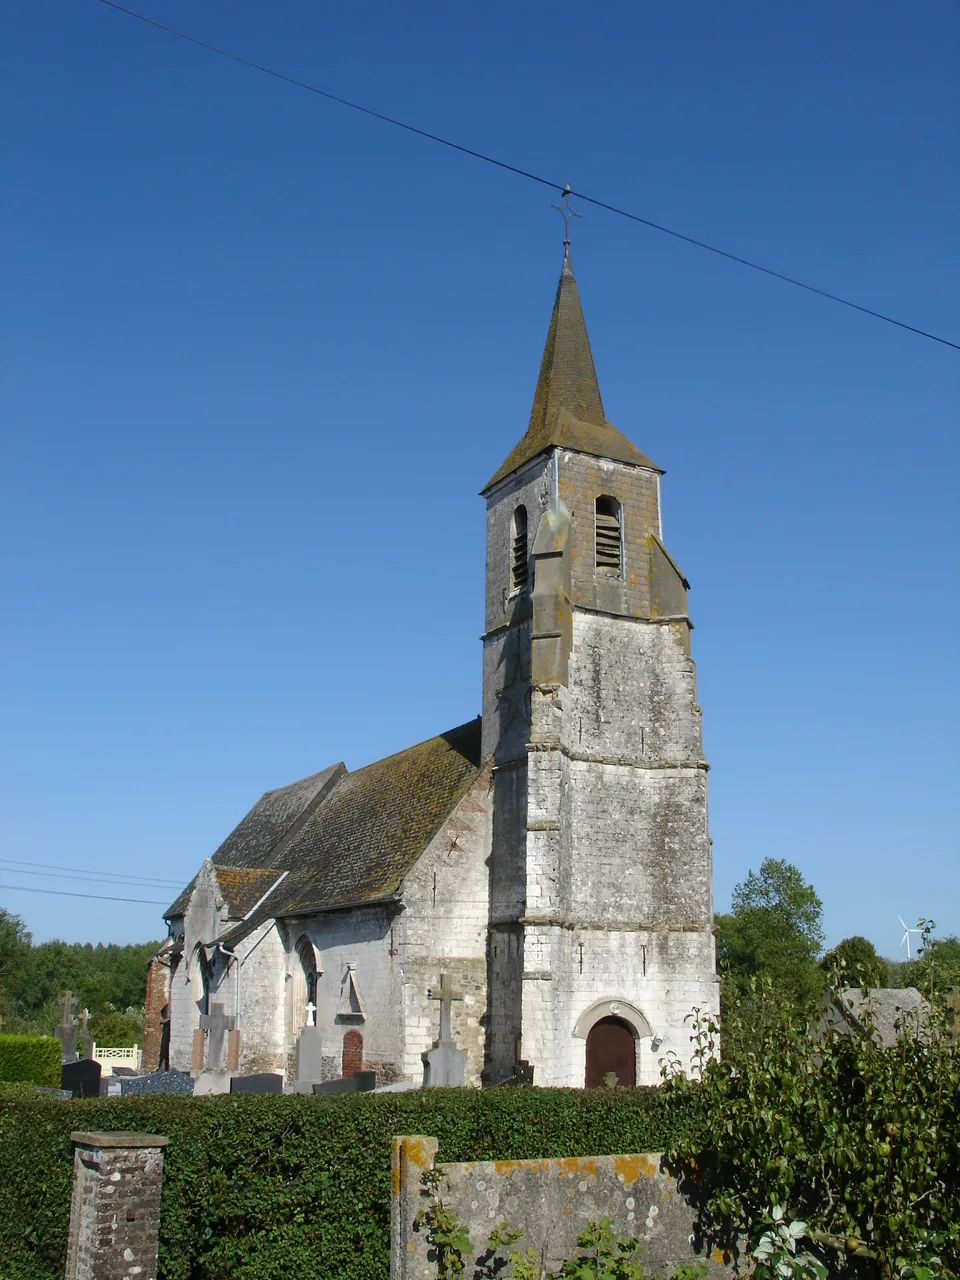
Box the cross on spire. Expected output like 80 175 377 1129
551 187 580 254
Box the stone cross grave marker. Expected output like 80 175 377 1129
305 1001 316 1027
77 1007 93 1059
55 990 79 1063
422 973 467 1087
198 1002 236 1072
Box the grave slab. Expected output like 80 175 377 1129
230 1072 283 1094
120 1069 194 1097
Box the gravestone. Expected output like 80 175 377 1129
61 1058 101 1098
312 1070 376 1096
77 1008 93 1060
198 1002 236 1072
54 990 79 1063
121 1068 194 1097
229 1072 283 1094
295 1024 324 1083
421 974 467 1087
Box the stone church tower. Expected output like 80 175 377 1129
481 246 717 1087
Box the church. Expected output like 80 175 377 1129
144 243 719 1091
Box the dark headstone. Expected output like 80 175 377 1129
120 1069 194 1097
61 1058 102 1098
311 1070 376 1096
229 1072 283 1094
110 1066 138 1077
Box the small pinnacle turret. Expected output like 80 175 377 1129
483 249 658 492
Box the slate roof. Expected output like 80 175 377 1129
166 720 484 935
272 719 482 916
818 987 930 1049
214 867 286 918
483 250 658 492
210 765 343 869
164 764 343 919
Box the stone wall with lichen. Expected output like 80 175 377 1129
390 1135 734 1279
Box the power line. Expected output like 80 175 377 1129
97 0 960 353
0 864 183 891
0 856 182 888
0 883 169 905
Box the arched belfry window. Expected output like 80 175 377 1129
510 505 528 594
595 496 623 577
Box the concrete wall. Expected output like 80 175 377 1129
390 1136 732 1280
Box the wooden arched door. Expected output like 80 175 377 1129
342 1029 363 1079
585 1016 636 1088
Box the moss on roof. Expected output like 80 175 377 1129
483 251 658 492
214 866 285 919
166 719 484 934
211 766 343 869
275 719 482 915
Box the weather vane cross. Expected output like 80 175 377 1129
552 185 580 248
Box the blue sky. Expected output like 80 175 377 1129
1 1 957 953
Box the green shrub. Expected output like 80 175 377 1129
0 1035 61 1088
663 988 960 1273
0 1086 692 1280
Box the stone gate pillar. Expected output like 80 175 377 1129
65 1130 168 1280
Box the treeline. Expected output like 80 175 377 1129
717 856 960 1052
0 908 159 1045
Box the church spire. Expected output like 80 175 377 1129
483 247 658 493
528 247 606 437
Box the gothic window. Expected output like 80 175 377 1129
594 495 623 577
291 937 319 1038
510 505 528 594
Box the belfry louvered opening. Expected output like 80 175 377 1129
595 495 623 576
510 505 529 593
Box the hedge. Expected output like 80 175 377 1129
0 1086 693 1280
0 1035 61 1088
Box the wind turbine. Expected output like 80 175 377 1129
898 916 922 960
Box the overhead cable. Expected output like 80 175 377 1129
0 883 169 905
97 0 960 352
0 856 182 888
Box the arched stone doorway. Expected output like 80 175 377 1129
585 1016 636 1088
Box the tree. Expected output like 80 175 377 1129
0 909 31 1013
717 858 825 1011
819 935 888 988
901 933 960 1002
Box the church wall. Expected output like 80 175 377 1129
168 862 223 1073
556 453 661 619
288 906 404 1084
521 924 716 1087
563 615 702 765
401 763 493 1086
234 922 286 1076
515 596 716 1086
